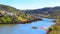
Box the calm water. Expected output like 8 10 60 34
0 18 55 34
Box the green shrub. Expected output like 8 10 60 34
0 16 12 24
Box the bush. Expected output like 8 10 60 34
0 16 12 24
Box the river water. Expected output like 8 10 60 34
0 18 55 34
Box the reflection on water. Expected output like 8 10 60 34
0 18 55 34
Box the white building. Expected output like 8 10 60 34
6 12 17 16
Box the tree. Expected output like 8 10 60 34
0 16 12 24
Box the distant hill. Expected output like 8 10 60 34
25 6 60 14
25 6 60 18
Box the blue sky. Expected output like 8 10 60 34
0 0 60 10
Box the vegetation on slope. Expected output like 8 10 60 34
47 18 60 34
25 7 60 19
0 4 41 24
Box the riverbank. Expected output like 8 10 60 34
46 19 60 34
16 18 42 24
0 16 42 24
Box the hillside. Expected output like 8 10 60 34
25 6 60 18
0 4 41 24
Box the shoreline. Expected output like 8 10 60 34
0 18 42 24
46 19 60 34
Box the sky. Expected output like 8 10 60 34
0 0 60 10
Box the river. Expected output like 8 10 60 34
0 18 55 34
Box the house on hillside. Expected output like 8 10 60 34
6 12 17 16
